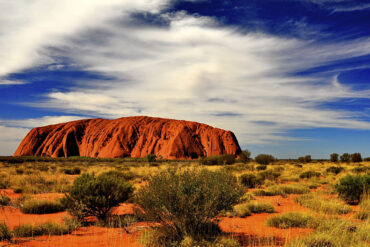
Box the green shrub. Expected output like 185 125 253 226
146 154 156 162
0 195 10 206
63 167 81 175
239 173 263 188
256 165 267 170
20 199 65 214
266 212 312 228
258 169 281 181
0 223 12 241
330 153 339 163
233 204 251 217
364 157 370 162
62 171 133 221
135 169 243 245
200 155 236 166
238 149 251 163
245 201 274 213
326 166 344 174
239 193 254 203
340 153 350 163
351 166 369 173
335 175 370 204
300 171 321 179
351 153 362 163
255 154 275 165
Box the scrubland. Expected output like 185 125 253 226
0 155 369 246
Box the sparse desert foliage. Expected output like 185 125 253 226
255 154 275 165
335 174 370 204
135 168 243 246
62 171 133 221
330 153 339 162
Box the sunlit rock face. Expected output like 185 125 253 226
14 116 241 159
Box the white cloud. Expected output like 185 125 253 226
0 79 24 85
0 0 170 77
0 0 370 154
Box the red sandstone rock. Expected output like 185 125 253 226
14 116 241 159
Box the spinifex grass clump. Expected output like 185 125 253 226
233 201 275 217
266 212 313 229
253 184 309 196
13 218 79 237
0 223 12 242
295 193 352 214
239 173 263 188
288 218 370 247
356 194 370 220
62 171 133 221
300 171 321 179
135 168 243 246
20 199 65 214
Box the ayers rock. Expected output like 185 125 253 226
14 116 241 159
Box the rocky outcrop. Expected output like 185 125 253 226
14 116 241 159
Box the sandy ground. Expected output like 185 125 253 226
1 188 356 247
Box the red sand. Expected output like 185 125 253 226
219 195 312 246
0 207 67 229
3 227 143 247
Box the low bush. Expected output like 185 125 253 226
356 195 370 220
253 184 309 196
239 173 263 188
289 218 370 247
62 171 133 221
335 174 370 204
146 154 156 162
20 199 65 214
255 154 275 165
233 204 251 217
13 221 78 237
0 223 12 241
256 165 267 170
238 149 251 163
245 201 274 214
330 153 339 163
239 193 254 203
300 171 321 179
266 212 312 228
351 153 362 163
364 157 370 161
258 169 281 181
340 153 350 163
295 193 352 214
326 166 344 174
135 169 243 245
63 167 81 175
200 155 236 166
351 166 369 173
0 195 10 206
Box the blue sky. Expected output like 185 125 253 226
0 0 370 158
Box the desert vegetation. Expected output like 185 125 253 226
0 155 369 246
